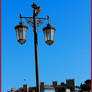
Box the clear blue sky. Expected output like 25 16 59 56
2 0 91 92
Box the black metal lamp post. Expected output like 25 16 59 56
15 3 56 92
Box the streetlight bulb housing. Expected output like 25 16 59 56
43 24 56 45
15 22 28 45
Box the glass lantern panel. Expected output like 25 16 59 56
44 29 53 41
47 29 51 41
51 29 55 41
18 28 23 40
46 29 55 45
23 27 27 40
43 30 48 41
16 29 19 40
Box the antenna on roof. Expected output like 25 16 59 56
24 78 27 84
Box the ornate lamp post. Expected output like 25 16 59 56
15 3 56 92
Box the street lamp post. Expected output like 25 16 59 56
33 4 40 92
15 3 56 92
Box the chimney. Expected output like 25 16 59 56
23 84 29 92
40 82 44 89
61 82 65 86
11 88 16 92
53 81 57 87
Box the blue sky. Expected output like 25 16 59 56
2 0 91 92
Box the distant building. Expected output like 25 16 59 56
9 79 91 92
66 79 75 91
15 85 36 92
53 81 71 92
41 87 55 92
80 80 91 92
40 82 55 92
14 83 55 92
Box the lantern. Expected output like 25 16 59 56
43 24 56 45
15 22 28 45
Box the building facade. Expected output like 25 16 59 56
10 79 91 92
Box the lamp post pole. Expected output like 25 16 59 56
15 3 56 92
33 5 40 92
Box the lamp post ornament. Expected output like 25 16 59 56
15 3 56 92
